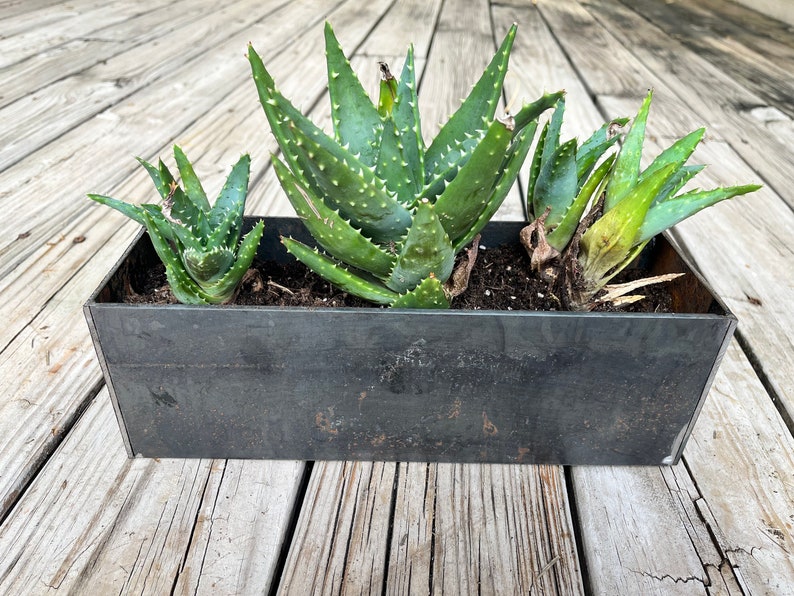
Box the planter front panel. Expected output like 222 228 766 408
85 218 735 465
87 305 730 465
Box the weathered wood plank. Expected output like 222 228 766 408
385 463 435 595
0 0 204 109
0 0 65 21
622 0 794 118
0 0 288 172
0 390 214 593
681 341 794 594
171 458 305 594
357 0 442 58
416 0 494 142
277 462 398 594
573 464 718 594
429 463 583 594
0 0 119 64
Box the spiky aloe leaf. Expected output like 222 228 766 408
433 117 514 244
272 155 395 278
512 91 566 137
183 246 235 283
173 145 211 212
248 44 336 180
453 120 537 252
421 132 484 202
653 164 705 206
540 98 566 166
136 157 203 232
199 220 264 301
604 91 653 211
532 138 578 228
325 22 383 167
525 121 548 218
390 46 424 194
636 128 704 198
391 275 449 309
205 153 250 250
88 195 180 245
286 121 412 242
424 24 516 179
88 193 149 227
637 184 761 243
281 237 399 305
376 117 417 205
387 199 454 293
576 117 627 187
141 211 211 305
579 163 676 285
547 153 615 252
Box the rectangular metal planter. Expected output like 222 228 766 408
84 217 736 465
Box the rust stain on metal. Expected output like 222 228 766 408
447 398 461 419
315 412 338 435
517 447 530 463
482 411 498 436
371 434 386 447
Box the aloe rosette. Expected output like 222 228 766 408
521 91 761 309
248 22 561 308
88 146 264 304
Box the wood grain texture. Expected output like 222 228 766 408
172 459 305 594
400 463 584 594
0 0 287 171
0 391 214 594
0 0 204 109
277 461 398 594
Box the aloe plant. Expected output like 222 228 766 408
521 98 627 272
522 91 761 310
248 22 561 308
88 146 264 304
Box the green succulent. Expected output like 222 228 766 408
248 22 561 308
524 97 628 254
522 91 761 310
88 146 264 304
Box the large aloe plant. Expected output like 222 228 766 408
248 23 561 308
88 147 264 304
521 91 761 310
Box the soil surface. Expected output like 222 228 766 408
124 243 674 312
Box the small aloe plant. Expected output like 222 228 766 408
248 22 561 308
522 91 761 310
88 146 264 304
521 97 628 270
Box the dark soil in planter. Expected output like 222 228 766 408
124 243 674 312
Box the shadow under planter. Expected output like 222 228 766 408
84 218 736 465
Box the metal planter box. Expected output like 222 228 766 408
84 217 736 465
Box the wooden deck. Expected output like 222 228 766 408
1 0 793 593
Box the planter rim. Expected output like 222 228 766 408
85 216 736 322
